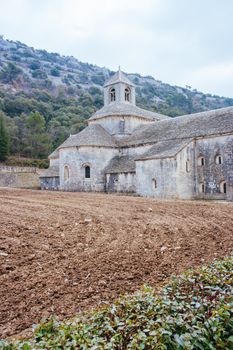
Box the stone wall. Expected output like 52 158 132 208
135 142 194 199
89 115 152 136
175 142 195 199
194 135 233 201
59 146 118 191
106 172 136 193
225 137 233 201
0 166 42 189
40 176 59 191
135 135 233 201
49 157 59 167
135 157 179 199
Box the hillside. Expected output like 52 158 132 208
0 36 233 158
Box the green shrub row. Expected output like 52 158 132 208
1 256 232 349
1 157 49 168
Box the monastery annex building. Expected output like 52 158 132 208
40 69 233 201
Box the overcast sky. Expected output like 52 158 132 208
0 0 233 97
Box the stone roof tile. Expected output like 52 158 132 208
39 166 59 178
89 103 170 121
58 124 117 149
48 148 59 159
104 155 136 173
136 139 192 160
104 69 135 87
121 106 233 147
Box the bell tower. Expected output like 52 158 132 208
104 67 136 106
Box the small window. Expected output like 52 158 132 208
198 156 205 166
119 119 125 133
64 165 69 181
220 181 227 194
223 182 227 194
125 87 130 102
110 88 116 102
199 183 205 193
215 154 223 165
85 165 90 179
152 178 157 189
186 160 190 173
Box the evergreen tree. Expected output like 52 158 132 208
24 111 50 158
0 113 9 161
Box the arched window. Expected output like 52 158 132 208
199 183 205 193
220 181 227 194
125 87 130 102
64 165 69 181
215 154 223 165
110 88 116 102
186 160 191 173
198 156 205 166
85 165 90 179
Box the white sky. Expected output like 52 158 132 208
0 0 233 97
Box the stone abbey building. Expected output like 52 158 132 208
40 69 233 201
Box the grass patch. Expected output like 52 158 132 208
1 256 232 349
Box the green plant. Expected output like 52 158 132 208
0 62 22 83
3 157 49 168
0 112 9 161
1 256 232 349
50 68 60 77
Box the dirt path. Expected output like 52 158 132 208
0 188 232 338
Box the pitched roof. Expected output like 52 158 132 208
104 68 135 87
39 166 59 178
104 155 136 173
48 148 59 159
89 103 170 121
136 139 192 161
58 124 117 149
121 106 233 147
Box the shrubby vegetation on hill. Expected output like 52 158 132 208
0 89 97 158
0 36 233 160
1 256 232 349
0 112 9 161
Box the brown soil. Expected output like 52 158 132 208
0 188 232 338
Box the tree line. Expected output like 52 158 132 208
0 113 9 161
0 87 103 162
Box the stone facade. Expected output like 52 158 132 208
195 135 233 201
106 172 136 193
40 173 59 190
89 115 152 137
59 146 117 192
40 68 233 201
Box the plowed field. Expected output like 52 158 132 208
0 188 232 338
